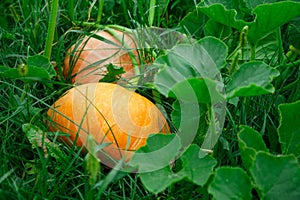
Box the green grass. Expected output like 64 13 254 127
0 0 194 199
1 0 299 199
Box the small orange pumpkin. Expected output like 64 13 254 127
47 82 169 167
63 29 139 84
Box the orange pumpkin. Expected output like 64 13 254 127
47 82 169 167
63 29 139 84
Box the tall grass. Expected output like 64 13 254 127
1 0 292 199
0 0 195 199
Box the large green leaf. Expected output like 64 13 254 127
1 55 56 81
171 99 206 131
169 78 225 147
203 0 242 10
129 134 181 173
1 65 51 81
278 100 300 157
226 61 279 99
180 10 206 38
138 144 217 194
227 30 280 62
254 31 279 62
244 0 277 10
139 166 183 194
248 1 300 44
204 19 232 40
153 38 227 150
288 17 300 50
27 55 56 78
198 3 249 33
238 126 268 169
170 99 204 147
0 65 9 73
250 152 300 199
177 144 217 186
199 1 300 44
153 36 227 97
169 77 225 104
208 167 252 200
168 78 226 149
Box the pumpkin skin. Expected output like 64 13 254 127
47 82 170 167
63 29 139 84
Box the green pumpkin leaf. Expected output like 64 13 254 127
198 3 248 33
244 0 277 10
1 55 56 81
152 38 227 150
238 125 268 169
248 1 300 44
129 134 181 173
288 17 300 50
208 167 252 200
1 65 51 81
169 77 225 104
0 65 9 73
138 144 217 194
180 10 206 38
199 1 300 44
99 63 126 83
204 19 232 39
27 55 56 78
169 77 226 148
278 100 300 157
153 37 227 97
170 99 202 129
139 166 183 194
203 0 242 10
250 152 300 199
177 144 217 186
227 30 280 63
226 61 279 99
170 99 208 146
254 31 279 62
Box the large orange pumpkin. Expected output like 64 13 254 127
63 29 139 84
47 82 169 167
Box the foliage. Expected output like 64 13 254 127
1 0 300 199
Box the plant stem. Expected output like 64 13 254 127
68 0 74 21
44 0 59 60
107 24 133 33
240 97 247 125
276 27 284 65
200 104 218 158
229 50 241 75
76 21 103 29
97 0 105 23
285 59 300 68
250 42 256 61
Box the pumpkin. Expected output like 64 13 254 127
63 29 139 84
47 82 170 167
